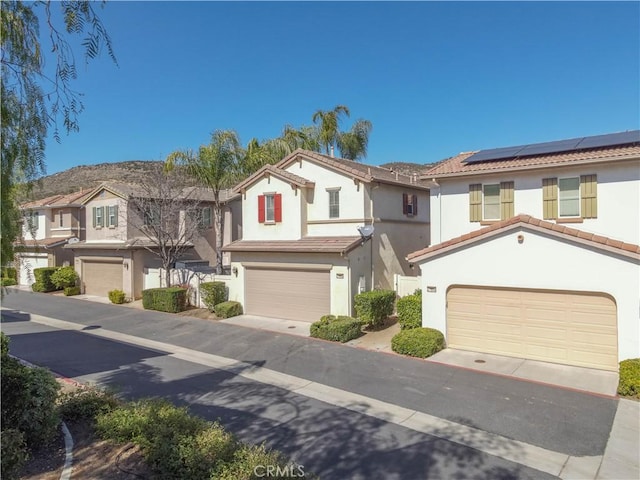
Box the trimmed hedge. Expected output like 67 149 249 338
32 267 59 292
1 278 17 287
50 266 78 289
200 281 228 311
354 289 395 327
142 287 188 313
618 358 640 398
1 267 17 281
397 292 422 330
108 289 126 304
310 315 363 343
214 301 243 319
64 286 81 296
391 327 445 358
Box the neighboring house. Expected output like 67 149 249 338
223 149 430 322
408 130 640 371
15 190 89 285
66 182 240 299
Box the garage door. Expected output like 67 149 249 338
245 267 330 322
19 255 49 285
83 260 123 297
447 286 618 371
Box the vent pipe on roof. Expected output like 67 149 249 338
330 145 334 158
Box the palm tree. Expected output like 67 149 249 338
337 119 373 161
166 130 242 274
312 105 350 155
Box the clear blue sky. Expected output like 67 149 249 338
41 1 639 174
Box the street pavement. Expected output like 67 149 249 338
0 288 633 479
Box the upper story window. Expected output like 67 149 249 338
200 207 212 228
328 189 340 218
144 208 159 227
558 177 580 217
542 175 597 221
402 193 418 216
58 210 64 227
93 206 104 228
108 205 118 227
258 193 282 224
469 182 514 222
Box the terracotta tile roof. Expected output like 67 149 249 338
223 236 362 254
277 149 429 189
233 164 315 193
18 237 72 248
422 144 640 178
407 214 640 262
21 190 91 209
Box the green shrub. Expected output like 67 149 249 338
50 266 78 289
1 267 17 281
618 358 640 398
200 281 228 311
58 388 121 423
1 428 28 480
108 289 126 304
142 287 188 313
1 358 60 447
32 267 59 292
64 286 81 296
354 289 396 327
310 315 364 343
1 332 9 358
177 423 238 478
391 327 445 358
397 293 422 330
1 277 17 287
215 443 301 480
214 301 243 319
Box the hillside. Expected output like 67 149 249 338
379 161 434 176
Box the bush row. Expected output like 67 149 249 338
142 287 188 313
310 315 364 343
354 289 395 327
1 267 17 281
30 266 79 292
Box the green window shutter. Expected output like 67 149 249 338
542 178 558 220
92 207 96 228
500 181 514 220
469 184 482 222
580 174 597 219
113 205 118 227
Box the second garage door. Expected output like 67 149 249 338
83 260 123 297
447 286 618 371
245 267 330 322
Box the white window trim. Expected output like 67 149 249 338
328 189 340 219
558 176 581 218
95 206 104 228
264 193 276 223
482 183 501 221
108 205 117 228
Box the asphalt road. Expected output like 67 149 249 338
0 289 620 477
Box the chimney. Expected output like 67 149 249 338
330 145 334 158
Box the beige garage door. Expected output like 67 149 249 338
447 286 618 371
245 267 330 322
83 260 123 297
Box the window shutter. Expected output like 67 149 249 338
113 205 118 227
402 193 408 214
500 181 514 220
412 195 418 215
274 194 282 223
580 174 597 219
542 178 558 219
258 195 265 223
92 207 96 228
469 184 482 222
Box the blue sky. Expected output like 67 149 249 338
41 1 639 174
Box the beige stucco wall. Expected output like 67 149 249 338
84 193 128 242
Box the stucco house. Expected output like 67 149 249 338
66 182 240 299
223 149 430 322
408 130 640 372
16 190 89 286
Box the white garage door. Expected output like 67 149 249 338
447 286 618 371
245 267 331 322
19 255 49 285
83 260 123 297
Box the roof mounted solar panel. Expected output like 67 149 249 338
464 130 640 164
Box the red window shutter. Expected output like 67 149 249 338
402 193 408 214
258 195 265 223
412 195 418 215
274 194 282 222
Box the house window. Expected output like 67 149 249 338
558 177 580 217
402 193 418 216
144 208 159 227
93 206 104 228
482 184 501 220
200 207 212 228
258 193 282 223
329 190 340 218
59 211 64 227
108 205 118 227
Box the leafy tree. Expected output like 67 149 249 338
312 104 351 155
1 0 116 267
337 119 373 161
166 130 244 275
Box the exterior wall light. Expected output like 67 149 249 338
517 234 524 244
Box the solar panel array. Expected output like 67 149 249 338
464 130 640 164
